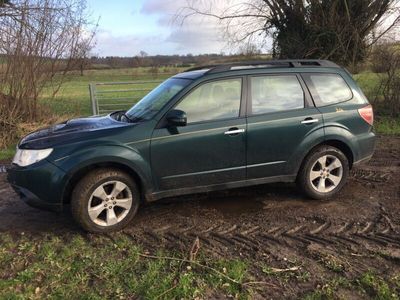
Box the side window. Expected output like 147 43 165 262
175 78 242 124
250 75 304 115
304 73 352 106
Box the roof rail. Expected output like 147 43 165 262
184 59 339 74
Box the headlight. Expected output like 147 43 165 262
12 148 53 167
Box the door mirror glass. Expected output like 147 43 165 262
166 109 187 127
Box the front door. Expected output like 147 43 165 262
246 74 323 179
151 77 246 191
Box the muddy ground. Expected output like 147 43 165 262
0 136 399 298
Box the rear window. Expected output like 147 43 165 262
303 73 352 106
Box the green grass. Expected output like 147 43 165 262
357 272 399 300
0 145 15 161
0 233 250 299
354 71 383 100
375 117 400 135
40 67 185 116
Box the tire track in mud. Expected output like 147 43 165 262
121 210 400 265
350 169 393 183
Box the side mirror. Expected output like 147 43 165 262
166 109 187 127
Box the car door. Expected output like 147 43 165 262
246 73 323 179
150 77 247 191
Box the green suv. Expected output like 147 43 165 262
7 60 375 232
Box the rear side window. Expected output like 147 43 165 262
250 75 304 115
304 73 352 106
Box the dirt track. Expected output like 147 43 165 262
1 136 399 298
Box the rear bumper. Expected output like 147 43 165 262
353 131 376 165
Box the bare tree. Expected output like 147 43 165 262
237 42 261 57
178 0 400 68
0 0 96 123
371 41 400 117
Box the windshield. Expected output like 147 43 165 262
126 78 191 121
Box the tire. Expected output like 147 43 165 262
297 146 349 200
71 168 140 233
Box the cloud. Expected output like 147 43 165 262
93 29 163 57
141 0 186 15
92 0 259 56
140 0 227 54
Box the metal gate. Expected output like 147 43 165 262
89 80 162 115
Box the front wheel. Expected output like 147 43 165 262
297 146 349 200
71 168 140 233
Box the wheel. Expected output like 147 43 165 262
297 146 349 200
71 168 140 233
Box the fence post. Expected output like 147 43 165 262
89 83 97 115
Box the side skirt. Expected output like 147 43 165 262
146 174 297 202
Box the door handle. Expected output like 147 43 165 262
301 118 319 125
224 128 245 135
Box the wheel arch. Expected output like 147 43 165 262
296 139 355 178
62 161 148 205
321 139 354 168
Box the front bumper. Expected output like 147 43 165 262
7 160 66 212
10 185 62 212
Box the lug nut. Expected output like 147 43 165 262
109 206 112 209
111 197 114 200
113 201 116 204
104 204 107 207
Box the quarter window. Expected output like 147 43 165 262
175 78 242 124
305 73 352 106
250 75 304 115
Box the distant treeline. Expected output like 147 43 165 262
87 53 273 69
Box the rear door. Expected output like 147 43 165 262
246 73 323 179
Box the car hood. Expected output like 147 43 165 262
19 115 131 149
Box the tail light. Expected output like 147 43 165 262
358 105 374 126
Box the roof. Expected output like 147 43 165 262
182 59 340 77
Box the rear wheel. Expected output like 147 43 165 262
71 168 140 233
297 146 349 200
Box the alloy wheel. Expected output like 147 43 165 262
87 181 133 226
309 154 343 193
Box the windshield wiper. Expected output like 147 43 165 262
123 113 134 122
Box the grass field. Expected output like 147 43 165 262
0 233 250 299
41 68 184 117
1 231 398 298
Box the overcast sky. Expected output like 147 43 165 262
87 0 228 57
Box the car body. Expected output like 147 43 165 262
7 59 376 232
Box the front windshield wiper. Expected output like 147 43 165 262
112 111 135 123
123 113 134 122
